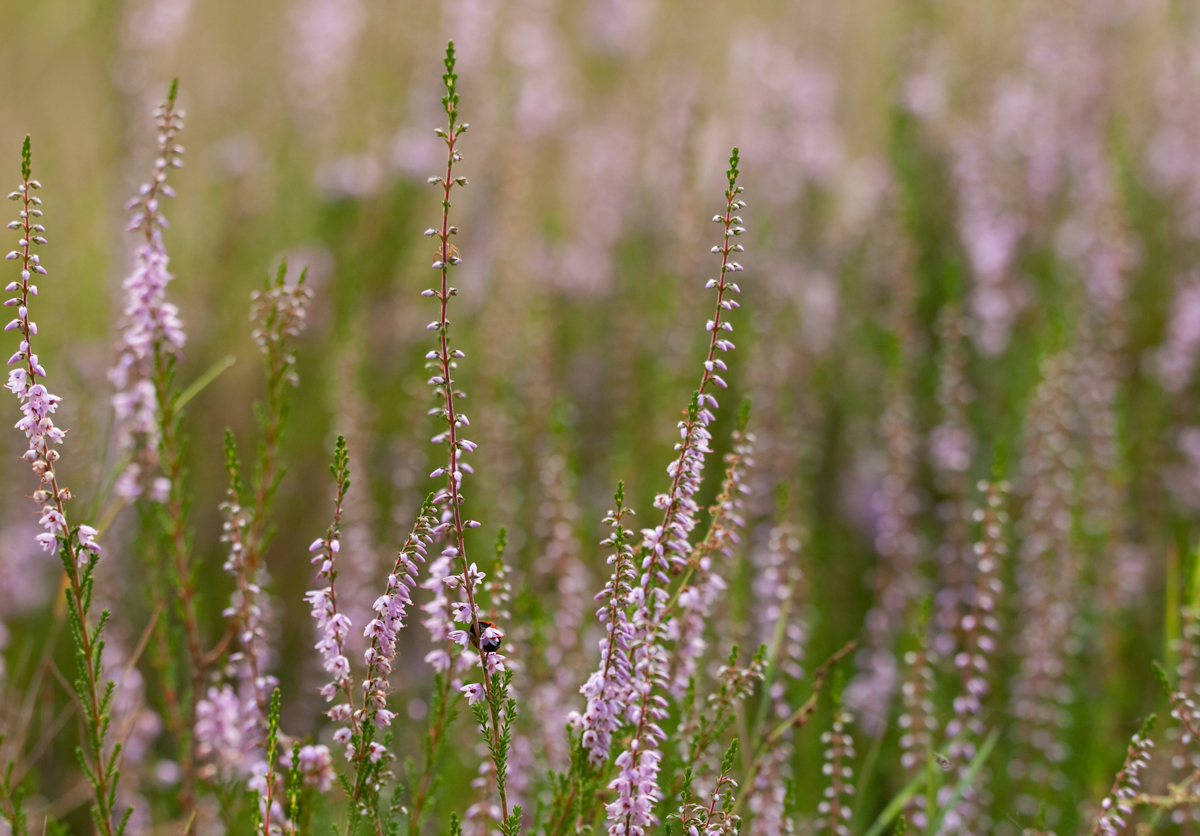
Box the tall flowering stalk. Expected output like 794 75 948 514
113 81 215 813
237 263 312 707
307 435 436 832
1093 716 1155 836
352 503 438 833
110 79 187 499
606 149 746 836
420 40 515 832
640 149 747 594
306 436 353 725
4 139 120 835
578 483 637 765
197 263 311 788
216 429 274 731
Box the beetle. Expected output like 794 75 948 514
469 619 504 653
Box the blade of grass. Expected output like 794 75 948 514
174 354 236 411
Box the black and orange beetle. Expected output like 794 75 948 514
469 619 504 653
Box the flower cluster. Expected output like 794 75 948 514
249 265 313 374
5 150 93 560
194 684 260 782
816 705 856 836
1093 716 1155 836
577 485 637 764
109 81 187 499
447 561 507 692
421 543 459 673
606 150 746 836
606 551 674 836
295 744 336 793
306 436 353 711
358 500 437 729
666 426 753 697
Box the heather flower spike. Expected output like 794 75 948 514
110 78 187 500
578 482 637 764
607 150 747 836
6 137 126 835
307 436 354 718
422 39 515 830
1093 715 1155 836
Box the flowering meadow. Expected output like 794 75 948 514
5 0 1200 834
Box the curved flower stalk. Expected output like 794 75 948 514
203 261 313 766
666 422 753 697
111 82 216 813
342 498 437 828
605 150 747 836
577 483 637 765
1093 715 1155 836
4 138 122 835
110 79 186 500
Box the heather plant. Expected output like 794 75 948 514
13 4 1200 836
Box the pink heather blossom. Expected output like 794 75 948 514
1094 721 1154 836
665 428 753 697
194 684 259 781
219 488 277 728
577 491 637 765
109 89 186 500
296 744 336 793
607 152 746 836
421 547 457 672
357 504 437 730
5 157 96 563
